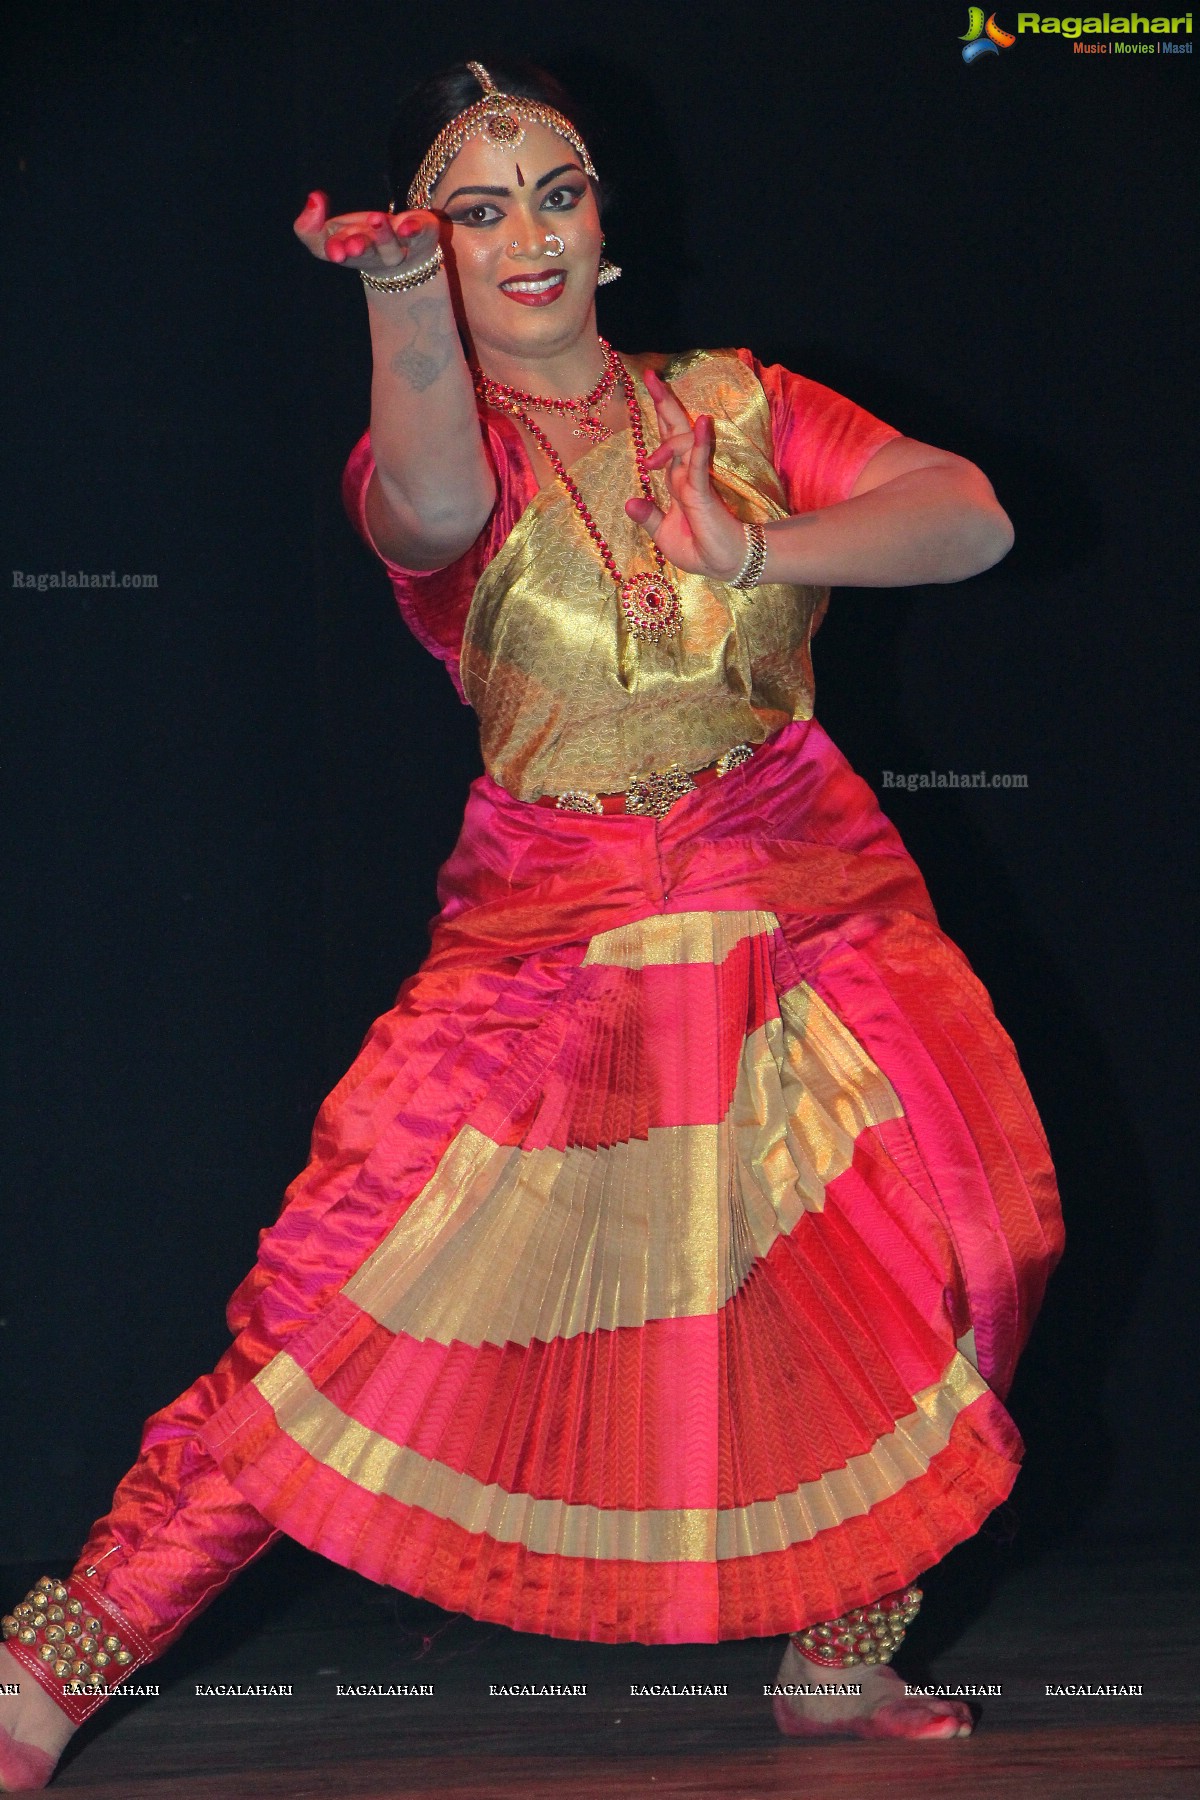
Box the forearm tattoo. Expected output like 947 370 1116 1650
388 296 457 393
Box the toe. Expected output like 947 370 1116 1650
866 1699 975 1741
931 1701 974 1738
917 1703 975 1740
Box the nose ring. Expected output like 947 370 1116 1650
544 233 565 256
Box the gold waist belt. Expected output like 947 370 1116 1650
537 742 755 821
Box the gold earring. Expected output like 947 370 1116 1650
596 235 621 286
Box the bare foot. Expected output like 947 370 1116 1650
770 1635 974 1740
0 1645 76 1791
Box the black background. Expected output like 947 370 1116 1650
2 0 1196 1590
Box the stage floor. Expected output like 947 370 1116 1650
10 1543 1196 1798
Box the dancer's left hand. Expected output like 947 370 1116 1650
625 367 751 580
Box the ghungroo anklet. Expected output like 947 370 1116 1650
790 1585 922 1668
3 1573 152 1724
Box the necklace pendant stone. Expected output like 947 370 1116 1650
571 412 611 443
620 571 682 643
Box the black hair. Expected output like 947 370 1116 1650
386 58 603 212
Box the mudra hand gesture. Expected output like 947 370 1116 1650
625 366 753 583
293 190 440 273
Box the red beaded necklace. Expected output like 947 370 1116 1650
477 338 621 443
474 345 682 645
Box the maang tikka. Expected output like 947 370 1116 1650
406 62 599 209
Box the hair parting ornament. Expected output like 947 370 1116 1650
404 62 599 210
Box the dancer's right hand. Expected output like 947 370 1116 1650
293 191 441 274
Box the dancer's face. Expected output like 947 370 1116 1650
431 122 603 369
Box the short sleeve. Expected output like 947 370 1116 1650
341 416 535 703
735 349 903 516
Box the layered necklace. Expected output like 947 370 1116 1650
474 341 683 645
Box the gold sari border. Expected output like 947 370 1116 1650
250 1349 991 1563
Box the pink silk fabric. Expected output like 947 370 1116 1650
227 715 1058 1406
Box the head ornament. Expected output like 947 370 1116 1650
405 61 598 209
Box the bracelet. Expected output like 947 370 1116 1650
727 520 768 590
359 245 444 294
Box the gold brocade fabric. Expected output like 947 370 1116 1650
460 349 828 801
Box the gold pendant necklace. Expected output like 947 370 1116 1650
475 354 682 644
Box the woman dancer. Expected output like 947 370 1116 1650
1 59 1063 1788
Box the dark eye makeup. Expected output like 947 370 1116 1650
451 202 504 226
449 184 586 228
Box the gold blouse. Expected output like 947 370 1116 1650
459 350 828 802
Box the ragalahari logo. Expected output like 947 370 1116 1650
961 8 1017 58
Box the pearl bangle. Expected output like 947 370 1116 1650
359 245 444 293
728 520 768 590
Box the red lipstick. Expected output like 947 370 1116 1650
499 272 566 307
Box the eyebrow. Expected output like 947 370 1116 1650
440 162 584 205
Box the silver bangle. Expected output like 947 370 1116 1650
359 245 444 294
728 520 768 590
